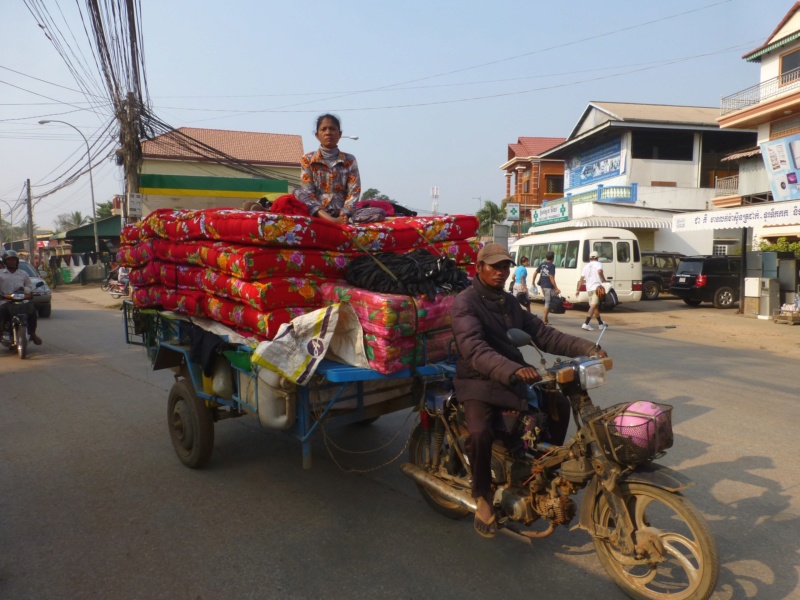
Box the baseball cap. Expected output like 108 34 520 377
590 251 599 259
477 242 515 266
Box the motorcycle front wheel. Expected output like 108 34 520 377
409 424 470 520
100 281 110 292
592 482 718 600
15 323 27 359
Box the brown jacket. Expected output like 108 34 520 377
451 277 597 409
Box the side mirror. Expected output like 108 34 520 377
506 328 532 347
35 281 46 288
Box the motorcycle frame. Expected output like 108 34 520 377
424 368 694 557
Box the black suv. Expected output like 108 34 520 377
641 251 684 300
669 255 742 308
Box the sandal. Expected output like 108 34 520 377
473 500 497 539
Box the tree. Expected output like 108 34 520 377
361 188 396 202
476 200 506 236
96 201 114 220
53 211 91 232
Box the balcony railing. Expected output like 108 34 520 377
714 174 739 197
721 67 800 115
562 183 638 204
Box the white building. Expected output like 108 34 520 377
538 102 756 254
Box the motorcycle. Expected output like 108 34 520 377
100 267 119 292
108 279 129 299
402 328 718 600
0 288 34 359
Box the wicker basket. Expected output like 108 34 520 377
590 402 674 466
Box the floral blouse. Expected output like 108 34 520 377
295 148 361 217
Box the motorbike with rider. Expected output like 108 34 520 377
401 243 719 600
0 251 43 349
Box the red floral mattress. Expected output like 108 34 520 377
130 285 311 340
120 209 479 253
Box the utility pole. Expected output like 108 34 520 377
26 179 35 261
472 196 484 211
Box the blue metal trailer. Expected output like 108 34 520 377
122 301 454 469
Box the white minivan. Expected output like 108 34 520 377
508 227 643 305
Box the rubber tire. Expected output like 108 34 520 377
100 281 110 292
713 286 736 309
167 380 214 469
592 482 719 600
642 280 660 301
682 298 702 306
111 293 121 299
16 323 27 359
408 424 470 520
38 304 52 318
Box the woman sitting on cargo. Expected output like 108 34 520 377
294 113 361 225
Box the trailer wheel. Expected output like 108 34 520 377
167 380 214 468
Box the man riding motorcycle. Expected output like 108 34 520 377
0 251 43 345
450 243 606 538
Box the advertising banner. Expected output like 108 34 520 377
761 134 800 201
565 137 623 190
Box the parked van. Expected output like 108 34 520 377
508 227 643 305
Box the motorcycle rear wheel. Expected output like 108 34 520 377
16 323 27 359
592 482 718 600
409 424 470 520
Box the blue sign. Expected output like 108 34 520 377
565 138 622 190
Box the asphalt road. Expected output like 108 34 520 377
0 288 798 599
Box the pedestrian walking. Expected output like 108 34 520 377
512 256 531 310
538 251 561 326
576 251 607 331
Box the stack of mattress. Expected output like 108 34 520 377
118 207 480 372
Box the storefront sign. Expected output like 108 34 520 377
506 202 520 221
761 133 800 201
672 199 800 231
531 200 571 227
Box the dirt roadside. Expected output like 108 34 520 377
51 285 800 358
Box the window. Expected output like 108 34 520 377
616 242 631 263
631 129 694 161
593 241 614 263
523 180 530 193
770 114 800 139
549 242 568 268
564 241 580 268
545 175 564 194
781 48 800 84
713 244 728 256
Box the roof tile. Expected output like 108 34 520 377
141 127 303 166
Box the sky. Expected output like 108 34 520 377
0 0 793 231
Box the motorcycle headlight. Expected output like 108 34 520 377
578 360 608 390
10 293 25 301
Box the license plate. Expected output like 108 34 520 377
679 277 686 282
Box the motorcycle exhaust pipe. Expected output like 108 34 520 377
400 463 477 512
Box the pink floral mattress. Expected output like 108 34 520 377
319 282 455 339
364 329 454 374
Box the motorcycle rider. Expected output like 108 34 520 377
0 251 43 345
450 242 605 538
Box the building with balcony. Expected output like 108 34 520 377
536 101 756 253
717 2 800 244
500 137 565 213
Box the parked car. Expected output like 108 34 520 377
641 251 684 300
669 255 742 309
16 259 52 317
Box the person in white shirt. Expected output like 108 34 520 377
576 251 607 331
0 251 42 344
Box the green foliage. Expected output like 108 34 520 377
476 200 506 236
361 188 395 202
53 211 91 232
96 201 114 220
758 237 800 256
